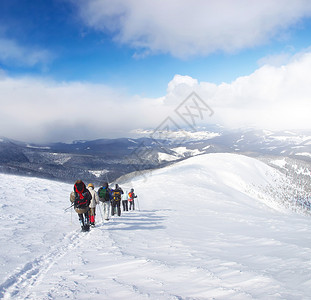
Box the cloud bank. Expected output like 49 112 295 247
1 50 311 143
0 76 166 143
165 52 311 130
74 0 311 58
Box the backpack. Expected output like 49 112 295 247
98 187 110 202
74 189 91 208
128 192 133 201
113 190 121 201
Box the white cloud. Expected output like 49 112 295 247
165 51 311 130
1 50 311 143
74 0 311 58
0 37 53 67
257 52 294 67
0 76 166 143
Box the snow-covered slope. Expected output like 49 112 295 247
1 153 311 299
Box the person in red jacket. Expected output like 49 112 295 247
128 188 137 210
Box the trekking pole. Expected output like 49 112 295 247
64 203 74 212
71 205 73 225
105 172 110 185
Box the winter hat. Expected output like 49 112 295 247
88 183 94 188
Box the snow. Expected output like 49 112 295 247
50 153 72 165
132 129 221 141
1 153 311 299
89 169 109 178
172 146 204 157
128 139 138 144
270 159 287 169
158 152 178 162
172 146 190 156
262 130 274 136
295 152 311 158
236 135 245 143
157 146 205 162
203 145 211 150
268 135 311 144
289 164 311 176
26 145 51 150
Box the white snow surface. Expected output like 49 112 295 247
270 159 287 169
158 147 205 162
1 153 311 299
132 129 221 141
295 152 311 158
158 152 179 162
88 169 109 178
172 147 205 157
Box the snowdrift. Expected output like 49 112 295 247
1 153 311 299
132 153 290 213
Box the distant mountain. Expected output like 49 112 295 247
1 128 311 184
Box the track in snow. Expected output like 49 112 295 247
0 230 83 299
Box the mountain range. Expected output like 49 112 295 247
1 127 311 185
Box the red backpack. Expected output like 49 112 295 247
74 183 91 208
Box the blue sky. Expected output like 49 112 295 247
1 0 311 142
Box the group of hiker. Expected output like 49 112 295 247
70 180 137 231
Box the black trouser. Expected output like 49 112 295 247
122 200 128 211
129 201 135 210
111 200 121 216
78 211 89 226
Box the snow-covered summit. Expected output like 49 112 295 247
1 153 311 299
132 153 303 213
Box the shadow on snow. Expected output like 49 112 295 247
104 209 168 231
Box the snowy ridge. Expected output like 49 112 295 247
1 153 311 299
131 129 221 141
295 152 311 158
133 153 301 214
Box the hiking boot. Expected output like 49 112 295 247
83 224 90 231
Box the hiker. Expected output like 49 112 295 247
122 189 129 211
111 184 123 216
87 183 99 226
98 182 112 221
128 188 137 210
70 180 92 231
